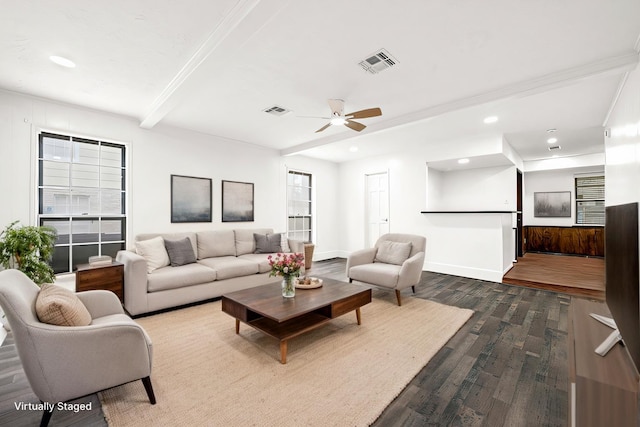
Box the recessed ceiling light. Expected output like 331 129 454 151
483 116 498 124
349 146 359 152
49 55 76 68
458 158 470 164
546 128 557 133
547 137 558 144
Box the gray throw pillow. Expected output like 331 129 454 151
254 233 283 254
375 240 412 265
164 237 197 267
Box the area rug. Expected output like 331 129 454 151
99 291 473 426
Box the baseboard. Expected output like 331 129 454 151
503 263 514 275
425 262 503 283
313 250 348 261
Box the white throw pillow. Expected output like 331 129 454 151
136 236 170 273
375 240 412 265
280 233 291 253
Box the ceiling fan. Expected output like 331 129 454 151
311 99 382 133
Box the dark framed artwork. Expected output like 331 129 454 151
222 180 254 222
171 175 212 223
534 191 571 217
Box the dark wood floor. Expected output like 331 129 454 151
0 258 590 426
308 259 572 427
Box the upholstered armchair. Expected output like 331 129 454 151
346 233 426 306
0 269 156 427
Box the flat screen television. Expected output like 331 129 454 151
603 202 640 374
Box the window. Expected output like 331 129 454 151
38 132 126 273
575 175 605 225
287 170 313 242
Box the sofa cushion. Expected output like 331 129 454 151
136 236 170 273
349 263 401 288
197 230 236 259
36 283 92 326
136 232 198 257
375 240 412 266
147 263 217 293
198 256 259 280
254 233 283 254
234 228 273 255
164 237 197 267
238 253 274 273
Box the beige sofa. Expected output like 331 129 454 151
116 228 304 316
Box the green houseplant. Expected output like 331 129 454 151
0 221 57 285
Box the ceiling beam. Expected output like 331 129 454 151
281 52 640 157
139 0 262 129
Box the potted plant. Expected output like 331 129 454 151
0 220 57 285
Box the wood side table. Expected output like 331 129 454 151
75 261 124 303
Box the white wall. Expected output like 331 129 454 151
0 90 340 259
338 152 426 255
523 166 604 226
605 64 640 207
428 165 516 211
338 139 517 282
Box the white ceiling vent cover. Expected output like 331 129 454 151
548 145 562 151
263 105 291 116
358 49 399 74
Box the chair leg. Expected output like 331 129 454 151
349 278 353 283
411 285 416 294
40 406 54 427
142 376 157 405
395 290 402 306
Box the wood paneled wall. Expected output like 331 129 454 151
525 226 604 257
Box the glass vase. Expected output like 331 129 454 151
282 275 296 298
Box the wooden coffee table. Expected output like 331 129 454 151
221 277 372 364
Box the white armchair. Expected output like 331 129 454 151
0 269 156 427
346 233 426 306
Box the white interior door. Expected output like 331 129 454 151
365 172 389 247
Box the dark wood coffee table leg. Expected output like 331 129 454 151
280 340 288 364
356 308 362 325
235 319 240 334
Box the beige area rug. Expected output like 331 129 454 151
100 290 473 426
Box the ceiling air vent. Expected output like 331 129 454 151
358 49 398 74
263 105 290 116
548 145 562 151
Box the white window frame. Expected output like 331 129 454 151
36 130 128 274
575 174 605 225
286 168 314 243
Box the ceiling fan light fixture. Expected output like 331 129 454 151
313 99 381 133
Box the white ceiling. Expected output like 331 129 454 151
1 0 639 164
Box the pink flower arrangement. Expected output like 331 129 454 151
268 252 305 278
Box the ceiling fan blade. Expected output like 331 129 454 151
315 123 332 133
345 120 366 132
345 107 382 119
